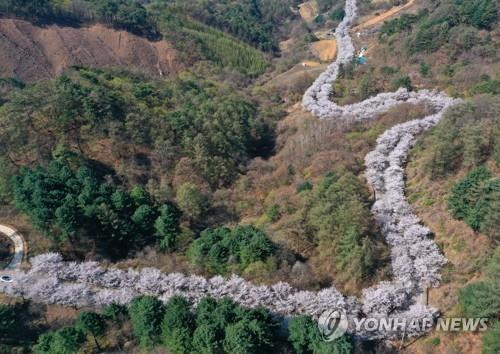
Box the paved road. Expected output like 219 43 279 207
0 224 25 269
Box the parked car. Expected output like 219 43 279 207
0 275 13 282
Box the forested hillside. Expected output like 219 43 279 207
0 2 310 351
0 0 298 50
0 68 274 188
149 0 296 52
405 94 499 352
332 0 498 103
0 0 285 78
0 0 498 353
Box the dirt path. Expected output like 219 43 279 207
353 0 416 31
0 224 25 269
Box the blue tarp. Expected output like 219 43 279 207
357 56 367 64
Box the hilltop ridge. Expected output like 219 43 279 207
0 19 180 82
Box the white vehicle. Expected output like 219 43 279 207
0 275 13 282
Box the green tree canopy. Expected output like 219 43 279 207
161 296 196 353
288 315 353 354
155 202 182 251
76 311 106 350
448 166 500 240
33 326 86 354
187 225 275 275
482 320 500 354
129 296 165 347
12 158 182 258
459 281 500 318
0 304 18 343
103 302 129 324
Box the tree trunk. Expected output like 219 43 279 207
92 334 101 351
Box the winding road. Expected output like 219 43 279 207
0 224 25 269
0 0 459 340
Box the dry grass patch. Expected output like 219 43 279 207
310 39 337 61
298 1 319 22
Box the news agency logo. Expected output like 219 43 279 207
317 308 489 341
317 308 348 341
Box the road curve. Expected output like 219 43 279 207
0 224 25 269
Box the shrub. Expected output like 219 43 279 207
471 78 500 95
392 75 413 91
330 8 345 22
419 62 431 77
297 181 313 193
430 337 441 346
265 204 280 222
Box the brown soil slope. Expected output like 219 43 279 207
310 39 337 61
0 19 180 82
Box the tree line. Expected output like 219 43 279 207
0 295 355 353
0 0 272 75
0 0 157 36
